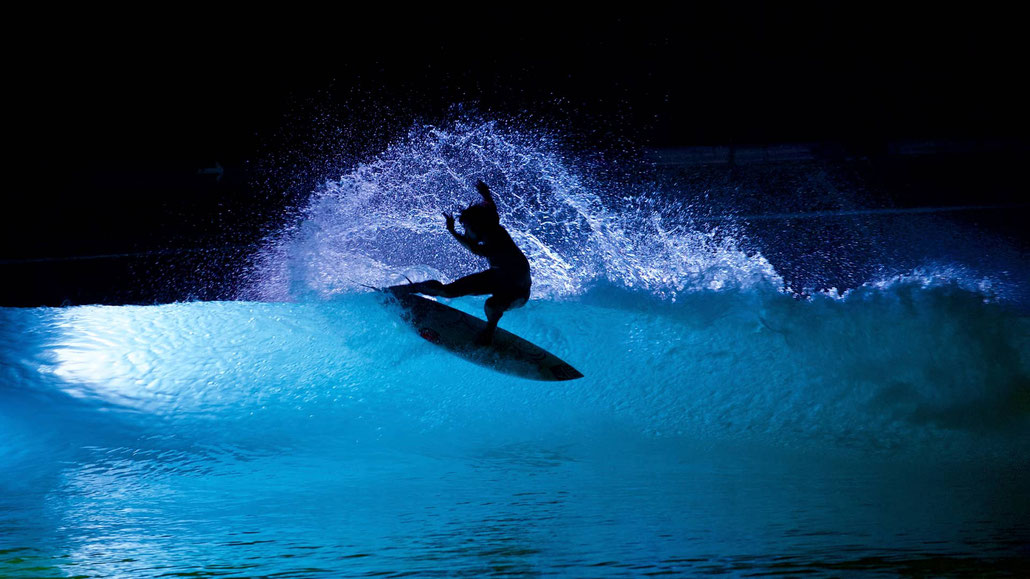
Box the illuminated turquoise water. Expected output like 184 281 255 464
2 121 1028 576
2 288 1028 576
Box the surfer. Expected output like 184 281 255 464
392 180 531 345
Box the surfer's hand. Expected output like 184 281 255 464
443 212 455 231
476 180 493 201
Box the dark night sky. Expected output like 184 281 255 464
6 6 1027 270
13 7 1026 165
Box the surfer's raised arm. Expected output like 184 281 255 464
444 212 488 256
475 180 497 212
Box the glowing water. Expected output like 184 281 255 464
2 121 1028 576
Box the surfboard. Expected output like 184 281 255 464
380 285 583 381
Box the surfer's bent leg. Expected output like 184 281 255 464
480 293 528 344
397 271 494 298
484 296 506 329
393 279 445 296
434 269 494 296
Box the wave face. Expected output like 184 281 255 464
2 289 1027 463
3 119 1028 575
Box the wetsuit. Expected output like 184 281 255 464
393 182 531 339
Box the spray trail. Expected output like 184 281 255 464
245 119 778 302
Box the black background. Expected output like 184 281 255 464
5 6 1027 304
14 9 1026 162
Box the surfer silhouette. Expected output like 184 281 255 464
391 180 531 345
